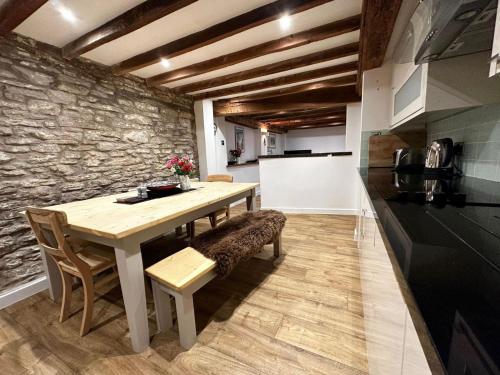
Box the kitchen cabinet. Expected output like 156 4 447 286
489 1 500 77
356 178 434 374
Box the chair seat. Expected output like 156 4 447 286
59 243 115 275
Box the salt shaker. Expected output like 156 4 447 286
137 186 148 199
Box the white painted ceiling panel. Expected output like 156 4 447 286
188 54 358 94
159 31 359 89
15 0 145 47
83 0 273 65
209 71 357 100
132 0 361 78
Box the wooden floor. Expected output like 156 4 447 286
0 200 368 374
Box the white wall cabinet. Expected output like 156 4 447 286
356 179 434 374
489 1 500 77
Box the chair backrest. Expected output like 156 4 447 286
25 207 88 270
207 174 233 183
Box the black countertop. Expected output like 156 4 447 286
360 168 500 374
258 151 352 159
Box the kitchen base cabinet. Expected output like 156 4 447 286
357 179 434 374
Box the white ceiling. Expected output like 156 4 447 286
14 0 362 100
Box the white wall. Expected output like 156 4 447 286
285 126 347 153
194 100 216 181
215 117 260 167
259 155 357 214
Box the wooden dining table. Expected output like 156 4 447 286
35 181 258 352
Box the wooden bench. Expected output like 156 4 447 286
145 234 282 349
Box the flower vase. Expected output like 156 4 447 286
235 157 240 164
179 175 191 191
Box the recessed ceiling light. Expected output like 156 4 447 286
279 14 291 30
57 5 77 23
161 58 171 68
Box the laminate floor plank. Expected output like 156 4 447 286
1 199 369 374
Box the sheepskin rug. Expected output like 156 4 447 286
191 210 286 278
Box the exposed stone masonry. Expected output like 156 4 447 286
0 34 197 291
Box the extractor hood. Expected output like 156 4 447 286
394 0 497 65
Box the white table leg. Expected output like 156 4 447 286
114 245 150 352
151 280 173 332
40 246 61 301
246 188 256 212
174 292 197 349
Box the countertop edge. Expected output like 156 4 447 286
259 151 352 159
358 169 446 375
226 161 259 168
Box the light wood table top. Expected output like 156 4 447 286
43 182 258 240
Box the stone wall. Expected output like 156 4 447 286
0 34 197 292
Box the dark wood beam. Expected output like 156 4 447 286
265 115 346 127
254 106 346 120
357 0 401 91
62 0 197 59
0 0 47 36
176 42 359 93
214 85 360 116
112 0 333 74
283 122 346 130
209 75 356 103
256 109 346 122
224 116 284 134
147 14 361 86
193 65 358 101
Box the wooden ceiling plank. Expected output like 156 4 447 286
62 0 198 59
176 42 359 93
193 64 358 100
357 0 402 91
146 14 361 86
112 0 333 74
0 0 48 36
214 85 360 116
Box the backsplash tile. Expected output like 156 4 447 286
427 103 500 182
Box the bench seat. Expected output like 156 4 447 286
145 210 286 349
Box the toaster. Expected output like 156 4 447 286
393 148 425 171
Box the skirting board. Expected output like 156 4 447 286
0 276 47 310
261 206 358 215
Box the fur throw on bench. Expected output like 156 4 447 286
191 210 286 278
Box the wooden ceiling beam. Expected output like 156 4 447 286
357 0 402 91
112 0 333 74
0 0 48 36
254 106 346 120
264 115 346 127
224 116 284 134
62 0 197 59
214 85 360 116
176 42 359 93
146 14 361 86
193 65 358 101
256 109 346 122
282 122 346 130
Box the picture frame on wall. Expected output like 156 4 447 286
268 133 276 149
235 126 245 152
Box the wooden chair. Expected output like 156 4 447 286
187 174 233 239
25 207 118 336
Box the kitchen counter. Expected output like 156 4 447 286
258 151 352 159
226 161 258 168
359 167 500 374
